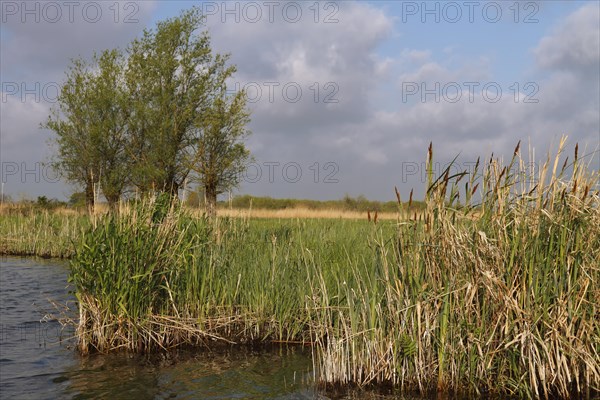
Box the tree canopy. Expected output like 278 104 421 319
44 7 251 214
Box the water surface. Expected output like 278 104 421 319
0 257 424 400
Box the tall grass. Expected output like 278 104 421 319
69 197 393 354
219 194 425 213
308 139 599 398
5 139 598 398
0 206 89 257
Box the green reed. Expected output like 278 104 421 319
309 138 599 399
3 139 597 399
0 208 88 258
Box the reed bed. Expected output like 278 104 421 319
0 207 89 258
309 139 600 399
69 202 394 352
3 139 598 398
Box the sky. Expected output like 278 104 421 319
1 0 599 202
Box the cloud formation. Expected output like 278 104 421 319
1 1 598 201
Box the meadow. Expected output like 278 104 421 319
1 140 598 399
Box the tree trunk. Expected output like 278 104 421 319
166 180 179 199
105 193 120 212
85 181 95 214
205 184 217 219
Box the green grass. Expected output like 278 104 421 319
0 208 89 258
68 202 397 351
1 139 598 399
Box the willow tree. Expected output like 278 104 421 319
43 58 98 213
45 7 252 211
89 50 131 207
125 7 247 199
192 86 251 217
43 49 130 212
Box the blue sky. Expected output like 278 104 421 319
1 1 599 201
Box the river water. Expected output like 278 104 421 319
0 257 423 400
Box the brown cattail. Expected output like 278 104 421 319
395 186 401 205
574 143 579 161
582 185 590 200
561 156 569 174
514 140 521 155
428 142 433 161
367 210 371 222
528 185 538 196
498 166 507 182
442 168 450 194
409 189 414 208
374 211 378 224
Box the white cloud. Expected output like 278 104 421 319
206 1 393 137
303 2 598 198
1 1 157 80
534 2 600 76
1 1 597 201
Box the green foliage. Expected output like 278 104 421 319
184 189 202 208
43 49 129 211
42 57 98 211
398 334 417 360
3 140 599 398
43 7 252 210
192 84 252 216
125 6 251 205
151 192 178 224
68 191 87 208
31 196 67 211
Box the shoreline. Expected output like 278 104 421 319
2 147 599 399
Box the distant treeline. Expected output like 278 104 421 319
1 193 426 213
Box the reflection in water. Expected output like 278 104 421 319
0 257 425 400
0 258 319 400
64 347 317 399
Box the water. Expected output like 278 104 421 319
0 257 324 399
0 257 421 400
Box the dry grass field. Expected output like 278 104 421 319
0 202 405 221
216 207 401 220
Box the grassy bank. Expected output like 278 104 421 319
0 206 90 258
1 141 599 399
